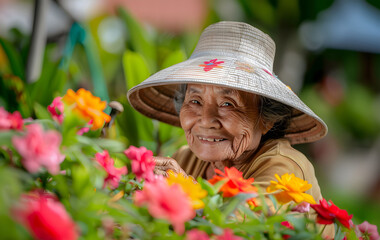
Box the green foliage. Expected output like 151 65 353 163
0 38 25 79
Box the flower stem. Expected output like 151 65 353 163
319 224 327 236
274 204 283 215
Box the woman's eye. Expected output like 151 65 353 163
191 100 200 104
221 102 233 107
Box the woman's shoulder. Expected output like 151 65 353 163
255 138 313 172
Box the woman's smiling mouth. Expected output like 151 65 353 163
197 136 227 142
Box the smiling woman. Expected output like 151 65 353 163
180 84 266 164
127 21 328 209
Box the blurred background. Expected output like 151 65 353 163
1 0 379 229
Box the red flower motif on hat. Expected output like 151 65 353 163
199 59 224 72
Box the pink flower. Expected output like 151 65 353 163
77 126 90 135
186 229 210 240
216 229 243 240
357 221 380 240
0 107 23 130
47 97 64 124
292 202 310 213
134 178 195 234
124 146 155 182
12 190 79 240
77 120 93 135
95 150 127 189
12 124 65 175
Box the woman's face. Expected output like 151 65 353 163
179 84 270 163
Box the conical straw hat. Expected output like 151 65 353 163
127 21 327 144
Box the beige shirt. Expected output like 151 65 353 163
172 138 322 202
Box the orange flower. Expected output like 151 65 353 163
63 88 111 130
266 173 316 204
209 167 257 197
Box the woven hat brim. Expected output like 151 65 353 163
127 55 327 144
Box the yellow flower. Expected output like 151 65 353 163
63 88 111 130
266 173 316 204
166 171 207 209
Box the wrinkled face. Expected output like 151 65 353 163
179 84 270 163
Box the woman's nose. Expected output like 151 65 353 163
199 104 221 129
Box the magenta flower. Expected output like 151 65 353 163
12 190 78 240
95 150 127 189
357 221 380 240
124 146 155 182
186 229 210 240
134 178 195 234
12 124 65 175
47 97 64 124
291 202 310 213
216 229 243 240
0 107 23 130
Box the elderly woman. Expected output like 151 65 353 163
127 21 327 203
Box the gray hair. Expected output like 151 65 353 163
173 84 292 141
173 84 188 114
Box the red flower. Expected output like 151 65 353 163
208 167 257 197
311 199 353 229
12 191 78 240
281 221 294 240
124 146 155 182
0 107 23 130
95 150 128 189
199 59 224 72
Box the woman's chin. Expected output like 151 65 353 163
193 150 230 163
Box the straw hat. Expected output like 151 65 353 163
127 21 327 144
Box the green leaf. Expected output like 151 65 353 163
82 27 110 104
136 114 155 146
198 177 227 196
0 167 29 239
0 38 25 79
286 215 307 231
34 102 52 120
0 131 16 147
123 50 150 91
118 8 156 73
238 205 259 220
158 121 174 145
75 135 103 153
116 99 140 147
29 46 66 107
334 223 345 240
92 138 126 152
203 195 224 226
221 193 257 217
161 49 186 69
